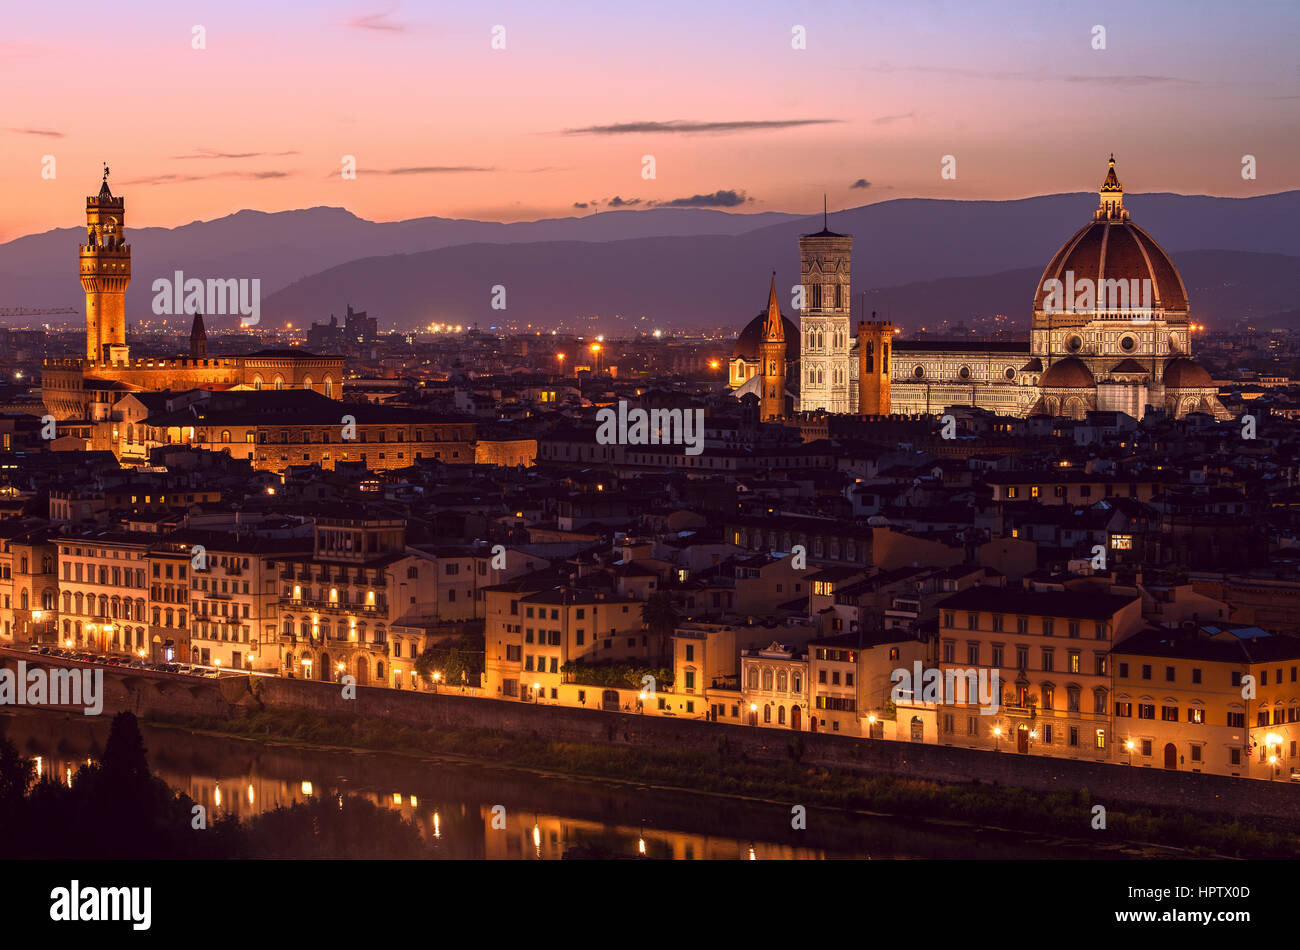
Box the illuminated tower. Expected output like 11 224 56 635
79 166 131 363
759 273 787 421
857 314 892 416
798 197 852 413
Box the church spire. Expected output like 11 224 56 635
763 271 784 342
189 305 207 359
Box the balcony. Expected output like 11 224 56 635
279 597 388 617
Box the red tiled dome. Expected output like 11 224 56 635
1033 158 1188 314
1034 219 1187 312
1163 357 1212 388
733 312 799 363
1039 357 1095 388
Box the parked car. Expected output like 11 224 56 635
27 644 41 653
37 647 51 655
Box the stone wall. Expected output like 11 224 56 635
8 651 1296 828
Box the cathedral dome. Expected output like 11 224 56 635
1039 357 1094 388
733 312 799 363
1163 357 1213 388
1033 157 1188 315
1110 358 1149 375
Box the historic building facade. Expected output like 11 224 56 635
732 159 1229 422
41 170 345 422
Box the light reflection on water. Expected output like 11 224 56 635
2 711 1124 860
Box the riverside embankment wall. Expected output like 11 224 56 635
2 651 1286 828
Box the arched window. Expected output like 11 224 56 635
747 668 759 690
221 430 231 443
778 706 786 725
253 376 263 390
763 704 771 723
273 376 284 390
777 671 788 692
324 377 334 398
303 376 313 392
762 669 774 691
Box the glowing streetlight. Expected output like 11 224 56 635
992 725 1002 752
1125 739 1135 765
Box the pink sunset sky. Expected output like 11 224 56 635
1 0 1296 241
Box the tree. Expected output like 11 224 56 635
640 592 679 641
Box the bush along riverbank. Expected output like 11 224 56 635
143 706 1300 859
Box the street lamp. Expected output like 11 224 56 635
432 670 441 694
533 682 541 704
1125 739 1135 766
867 712 877 739
992 725 1002 752
1265 733 1282 779
749 702 758 727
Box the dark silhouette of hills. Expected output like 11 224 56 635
2 191 1296 331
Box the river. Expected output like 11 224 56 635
0 710 1152 859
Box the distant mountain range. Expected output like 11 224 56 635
2 191 1296 333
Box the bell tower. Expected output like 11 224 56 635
80 164 131 363
759 273 787 421
798 197 853 413
857 314 892 416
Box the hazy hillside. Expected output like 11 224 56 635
2 190 1296 332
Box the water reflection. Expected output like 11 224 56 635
0 710 1126 860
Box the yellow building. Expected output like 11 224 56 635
134 389 476 473
0 525 60 646
54 530 152 656
934 584 1144 760
741 641 810 730
1111 625 1300 779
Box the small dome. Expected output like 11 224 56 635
1020 357 1043 373
1110 358 1149 375
1164 357 1212 388
733 312 800 363
1039 357 1094 389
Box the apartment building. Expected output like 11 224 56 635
278 514 440 689
933 584 1145 760
741 641 810 730
1111 625 1300 779
170 531 309 670
0 524 59 646
55 530 152 656
146 541 192 663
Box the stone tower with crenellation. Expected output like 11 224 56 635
80 167 131 363
857 316 893 416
